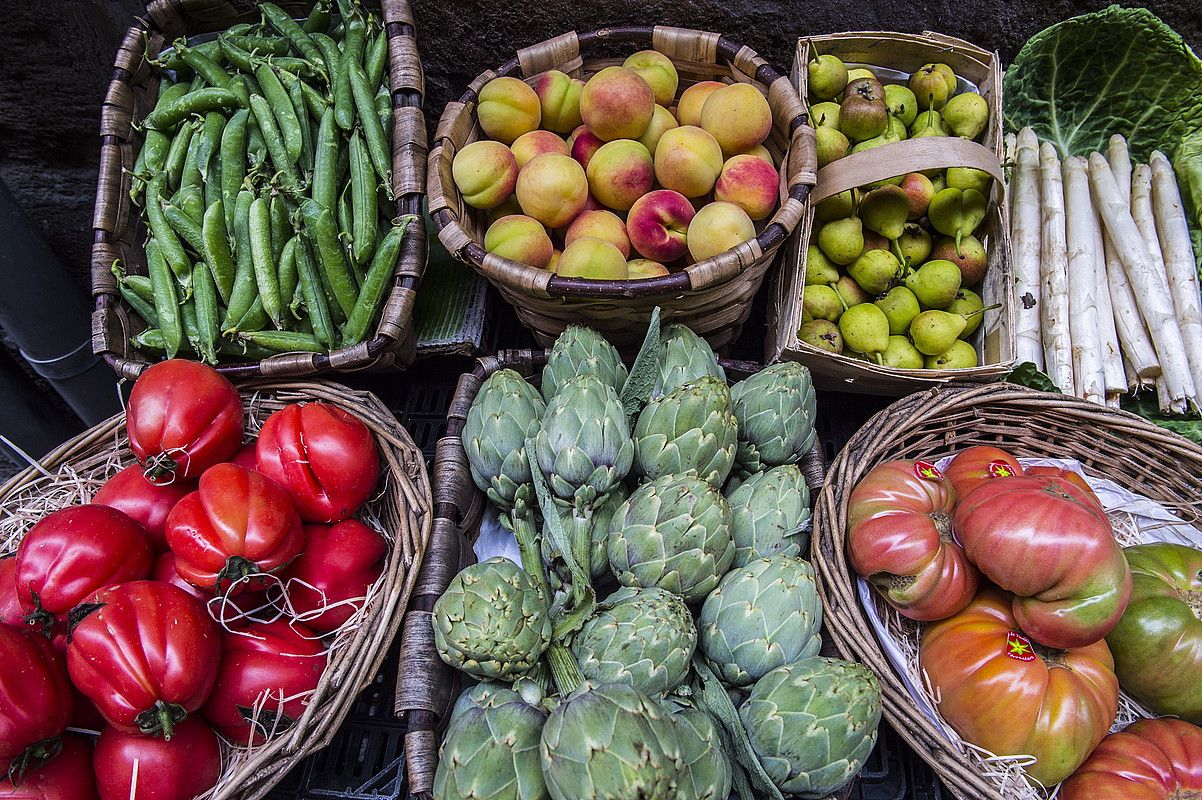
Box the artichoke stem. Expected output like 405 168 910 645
509 507 553 602
547 643 585 696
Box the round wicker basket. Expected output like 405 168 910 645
811 382 1202 800
428 26 815 349
0 380 432 800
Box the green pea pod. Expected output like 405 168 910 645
254 63 302 164
334 16 366 131
279 235 300 319
226 22 254 36
259 3 328 76
348 61 392 196
132 328 183 354
177 185 205 227
144 87 242 131
118 281 160 328
158 39 222 71
201 200 236 303
300 198 357 319
349 130 377 269
311 108 339 211
270 193 291 263
138 129 172 177
309 33 341 86
188 74 206 92
223 34 290 56
220 109 249 235
227 75 251 107
221 189 258 331
174 40 231 88
162 202 206 254
235 297 270 333
239 330 325 353
145 175 191 287
179 132 204 195
246 117 268 167
180 298 201 356
150 80 190 116
295 237 335 348
163 118 200 191
195 111 226 181
341 218 411 345
302 0 331 33
146 239 182 357
374 86 392 138
204 157 223 210
120 274 155 303
218 35 256 74
365 31 389 89
289 78 315 169
249 195 283 328
191 262 221 364
337 185 357 281
248 94 301 191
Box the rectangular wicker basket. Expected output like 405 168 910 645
91 0 427 380
767 31 1015 395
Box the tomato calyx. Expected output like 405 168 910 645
141 451 183 483
1185 589 1202 622
21 591 58 640
135 700 188 740
66 601 106 634
214 556 263 594
1169 789 1202 800
877 572 916 591
930 511 953 543
237 704 296 737
1032 641 1070 670
6 736 62 785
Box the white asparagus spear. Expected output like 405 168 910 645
1124 357 1139 392
1004 132 1017 172
1090 196 1127 397
1017 127 1040 152
1063 156 1106 404
1150 151 1202 411
1039 143 1075 393
1156 375 1171 413
1088 153 1194 412
1012 136 1044 368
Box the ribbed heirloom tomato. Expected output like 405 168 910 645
93 717 221 800
0 624 73 767
943 445 1023 497
283 520 387 632
93 464 194 550
1060 718 1202 800
0 558 22 626
847 459 980 621
1023 465 1103 507
920 588 1118 786
0 735 98 800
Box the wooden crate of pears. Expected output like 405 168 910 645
767 31 1015 395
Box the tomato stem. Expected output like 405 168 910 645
6 737 61 785
215 556 262 596
136 700 187 740
1185 589 1202 622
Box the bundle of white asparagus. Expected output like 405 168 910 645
1009 127 1202 413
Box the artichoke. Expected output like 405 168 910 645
541 485 627 583
634 376 738 488
669 705 733 800
729 362 817 475
463 369 546 511
535 374 633 509
607 475 735 603
542 325 629 402
699 556 823 687
654 324 726 397
433 557 551 682
739 657 882 798
435 679 552 800
540 682 684 800
727 465 811 567
572 586 697 696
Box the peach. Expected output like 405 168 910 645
627 189 695 262
547 249 561 273
515 153 588 228
637 105 679 154
714 154 779 220
487 194 524 224
653 126 723 198
531 70 584 134
556 237 629 279
738 144 775 166
452 140 519 209
567 125 604 169
565 210 631 258
511 130 569 168
581 194 605 213
586 139 654 211
477 76 540 144
622 50 679 106
687 201 756 262
579 67 655 141
484 214 554 268
627 258 670 279
700 82 772 156
677 81 724 127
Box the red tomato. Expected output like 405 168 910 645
1023 465 1103 507
0 624 73 763
67 581 220 738
1061 717 1202 800
166 463 303 594
284 520 387 632
229 442 259 470
944 445 1023 498
0 735 98 800
201 618 327 745
0 558 22 627
256 402 379 523
93 465 194 550
150 551 210 602
126 360 243 482
93 717 221 800
14 505 153 640
954 475 1131 648
920 587 1119 786
846 460 980 621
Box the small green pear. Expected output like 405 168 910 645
886 115 909 141
930 235 988 285
840 78 888 142
908 64 950 110
942 92 989 140
930 173 947 193
802 284 844 322
898 173 936 219
946 167 993 193
946 288 985 336
931 64 958 94
882 335 925 368
909 110 948 138
851 130 902 153
799 319 843 353
897 224 933 267
883 84 918 127
816 126 850 167
848 249 902 295
839 303 890 360
928 188 988 256
808 53 849 101
811 101 842 128
875 286 921 334
814 189 856 223
834 275 872 308
817 217 864 266
924 339 978 369
805 245 841 285
859 185 911 241
909 309 967 355
905 259 962 309
845 68 877 83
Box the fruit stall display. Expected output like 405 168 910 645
91 0 428 379
0 360 431 799
428 26 811 348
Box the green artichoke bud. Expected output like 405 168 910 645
535 374 634 508
607 474 735 603
541 485 627 583
634 376 737 487
730 362 817 475
739 657 882 798
463 369 546 511
435 679 552 800
654 323 725 397
699 556 822 687
540 682 684 800
668 705 733 800
434 557 551 682
542 325 629 402
572 586 697 696
727 465 811 567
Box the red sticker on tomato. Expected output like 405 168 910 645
914 461 944 481
988 460 1018 478
1005 631 1036 661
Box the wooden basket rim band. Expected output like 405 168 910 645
812 137 1003 203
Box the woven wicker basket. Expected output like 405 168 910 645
811 382 1202 799
91 0 428 380
0 380 432 800
394 348 828 797
428 26 814 349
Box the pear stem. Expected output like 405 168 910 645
964 303 1004 320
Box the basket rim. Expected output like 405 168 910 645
429 23 816 300
91 0 428 380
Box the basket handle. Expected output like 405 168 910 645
812 137 1003 203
